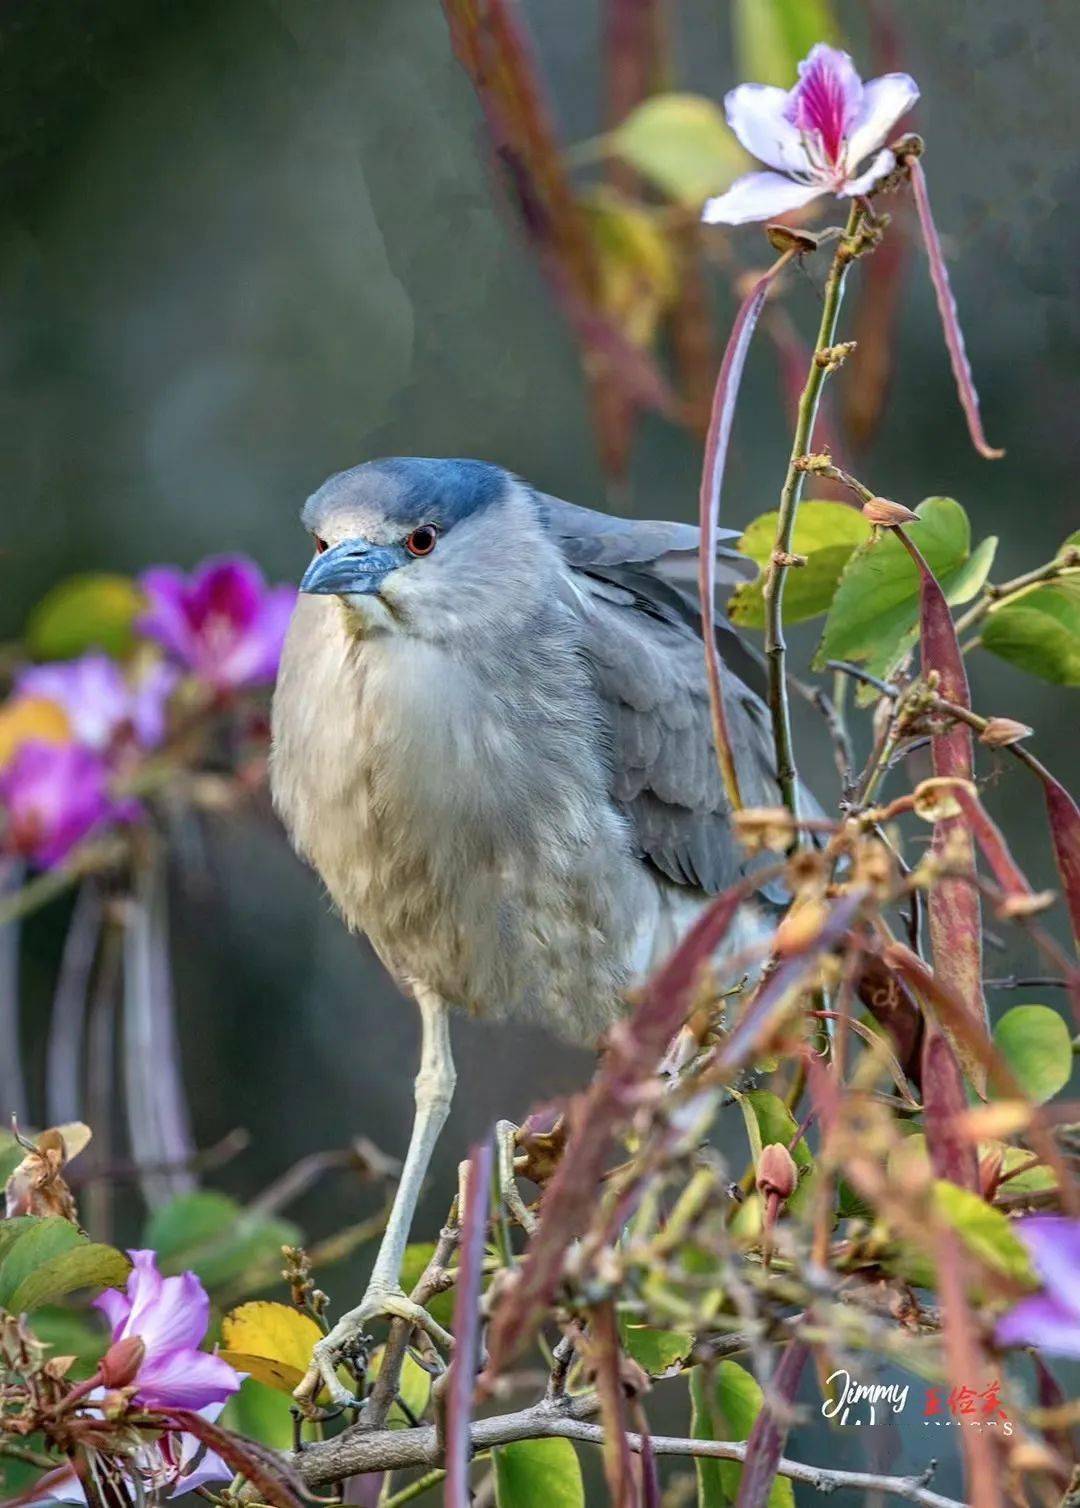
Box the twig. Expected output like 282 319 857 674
952 551 1080 638
290 1395 965 1507
825 660 900 699
381 1470 447 1507
985 975 1068 991
762 204 864 818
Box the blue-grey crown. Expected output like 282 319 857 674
306 456 512 532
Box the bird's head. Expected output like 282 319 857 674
297 457 554 642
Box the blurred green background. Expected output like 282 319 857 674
2 0 1077 1495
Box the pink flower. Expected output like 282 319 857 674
36 1252 241 1504
16 654 177 754
94 1249 241 1410
0 742 139 869
703 44 918 225
139 556 296 691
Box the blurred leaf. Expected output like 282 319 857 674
607 94 746 204
0 697 72 768
933 1181 1036 1284
0 1216 84 1306
29 1306 107 1378
733 0 839 86
223 1377 297 1451
25 574 143 661
368 1345 432 1427
999 1144 1056 1195
220 1302 323 1394
982 585 1080 684
690 1361 794 1507
144 1190 300 1291
991 1005 1073 1104
733 1090 816 1216
814 497 998 694
399 1241 456 1328
620 1322 694 1376
581 189 678 348
6 1244 130 1313
729 502 870 628
837 1181 873 1221
493 1438 584 1508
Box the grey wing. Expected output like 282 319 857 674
573 568 784 896
537 491 748 577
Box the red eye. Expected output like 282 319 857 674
405 524 438 557
314 536 328 554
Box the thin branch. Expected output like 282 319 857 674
290 1396 964 1508
762 204 864 819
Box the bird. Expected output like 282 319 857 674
270 456 797 1404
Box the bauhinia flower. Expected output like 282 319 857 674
703 44 918 225
16 653 177 754
36 1251 242 1504
0 742 139 869
995 1215 1080 1360
139 556 296 692
94 1249 241 1408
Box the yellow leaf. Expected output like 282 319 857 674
220 1302 323 1395
0 698 71 768
217 1350 307 1393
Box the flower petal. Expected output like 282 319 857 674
724 84 809 175
93 1286 132 1334
139 568 197 663
703 171 827 226
840 147 895 197
785 44 863 167
121 1249 165 1339
1015 1216 1080 1314
132 1269 210 1358
995 1292 1080 1359
847 73 919 168
135 1347 242 1409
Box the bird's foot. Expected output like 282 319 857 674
495 1119 539 1234
293 1283 454 1411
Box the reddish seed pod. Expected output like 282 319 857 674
755 1142 798 1202
100 1335 146 1390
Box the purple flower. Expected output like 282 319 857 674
995 1216 1080 1360
36 1252 240 1503
139 556 296 691
703 44 919 225
0 742 139 869
16 653 177 754
94 1249 241 1410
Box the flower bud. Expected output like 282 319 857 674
861 497 919 528
979 717 1033 748
755 1142 798 1202
100 1335 145 1390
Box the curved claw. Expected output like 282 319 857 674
292 1284 454 1413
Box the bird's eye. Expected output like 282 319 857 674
405 524 438 557
314 536 328 554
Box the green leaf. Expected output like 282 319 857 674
606 94 747 204
733 1090 816 1216
28 1307 108 1379
992 1005 1073 1104
223 1378 297 1451
933 1181 1036 1284
144 1191 299 1292
7 1244 131 1313
621 1322 694 1376
690 1362 794 1508
729 502 870 628
814 497 998 695
0 1133 27 1186
493 1438 584 1508
733 0 840 86
25 574 144 660
0 1217 84 1308
982 586 1080 685
399 1241 456 1329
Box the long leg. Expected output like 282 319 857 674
295 987 456 1408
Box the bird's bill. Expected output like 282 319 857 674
299 538 408 597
